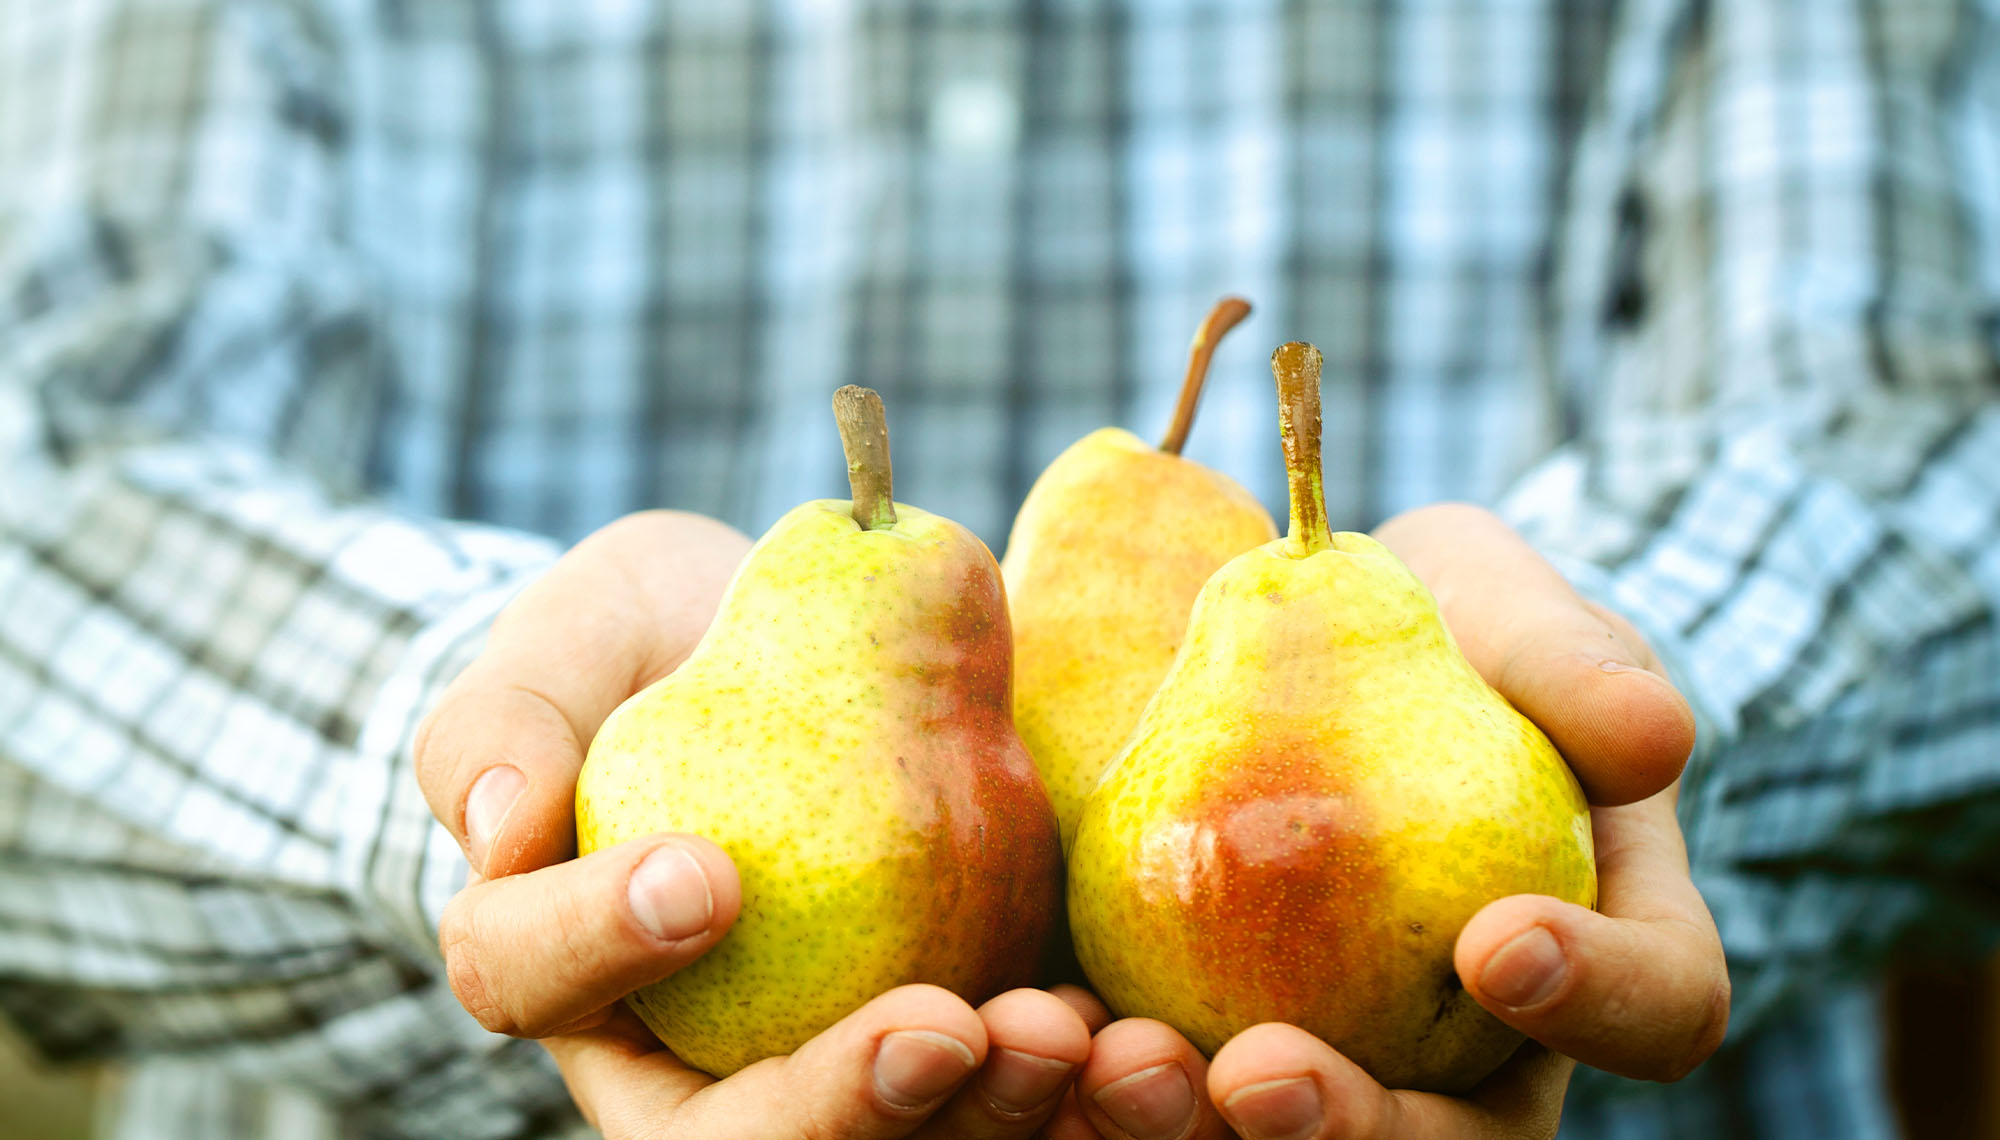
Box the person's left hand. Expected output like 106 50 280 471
1034 503 1730 1140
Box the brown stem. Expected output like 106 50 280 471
1158 295 1253 455
832 385 897 530
1271 342 1330 556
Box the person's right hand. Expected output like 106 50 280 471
415 510 1095 1138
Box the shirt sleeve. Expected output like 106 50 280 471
0 5 580 1136
1506 0 2000 1036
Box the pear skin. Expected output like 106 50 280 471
1003 299 1277 848
1003 427 1276 846
1067 345 1595 1093
577 388 1061 1077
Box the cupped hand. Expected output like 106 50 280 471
414 511 1093 1137
1043 503 1728 1140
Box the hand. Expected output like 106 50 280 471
414 511 1094 1137
1041 504 1728 1140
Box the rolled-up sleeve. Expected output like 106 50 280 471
1508 0 2000 1038
0 3 579 1136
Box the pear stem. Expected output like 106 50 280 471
1159 295 1253 455
1272 342 1331 556
832 385 897 530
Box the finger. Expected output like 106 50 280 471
548 984 990 1140
438 834 740 1037
1039 1090 1104 1140
541 1007 709 1134
1454 786 1730 1081
916 989 1091 1139
1076 1019 1230 1140
1208 1022 1574 1140
1373 503 1695 806
1049 984 1115 1035
1033 987 1120 1140
415 510 749 877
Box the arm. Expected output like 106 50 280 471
0 5 589 1135
1040 2 2000 1134
0 7 1101 1138
1513 0 2000 1033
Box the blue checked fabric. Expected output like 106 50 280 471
3 1 1998 1137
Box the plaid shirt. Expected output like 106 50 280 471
3 1 1998 1137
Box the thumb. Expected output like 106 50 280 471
1375 504 1695 806
1453 789 1731 1082
415 511 751 878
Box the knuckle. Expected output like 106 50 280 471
488 580 543 640
553 890 609 982
771 1057 852 1140
538 1006 614 1038
1664 972 1732 1082
439 900 524 1037
1398 500 1491 528
598 1099 673 1140
411 700 452 794
795 1103 844 1140
412 672 482 809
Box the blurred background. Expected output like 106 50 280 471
3 1016 111 1140
6 1 1999 1136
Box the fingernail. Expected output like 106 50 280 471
464 766 525 872
1223 1077 1324 1140
1481 926 1569 1008
1599 658 1642 673
627 844 714 942
875 1030 977 1110
1094 1061 1196 1140
981 1047 1074 1115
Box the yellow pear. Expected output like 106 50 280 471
1068 344 1596 1093
577 387 1061 1077
1002 298 1278 848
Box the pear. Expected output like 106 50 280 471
576 386 1062 1077
1002 297 1278 849
1067 343 1596 1093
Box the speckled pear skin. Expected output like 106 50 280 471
576 499 1062 1078
1068 530 1595 1093
1001 427 1277 848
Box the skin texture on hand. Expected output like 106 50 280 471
414 511 1096 1138
413 504 1727 1140
1051 504 1729 1140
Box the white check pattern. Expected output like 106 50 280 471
1 1 1997 1137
